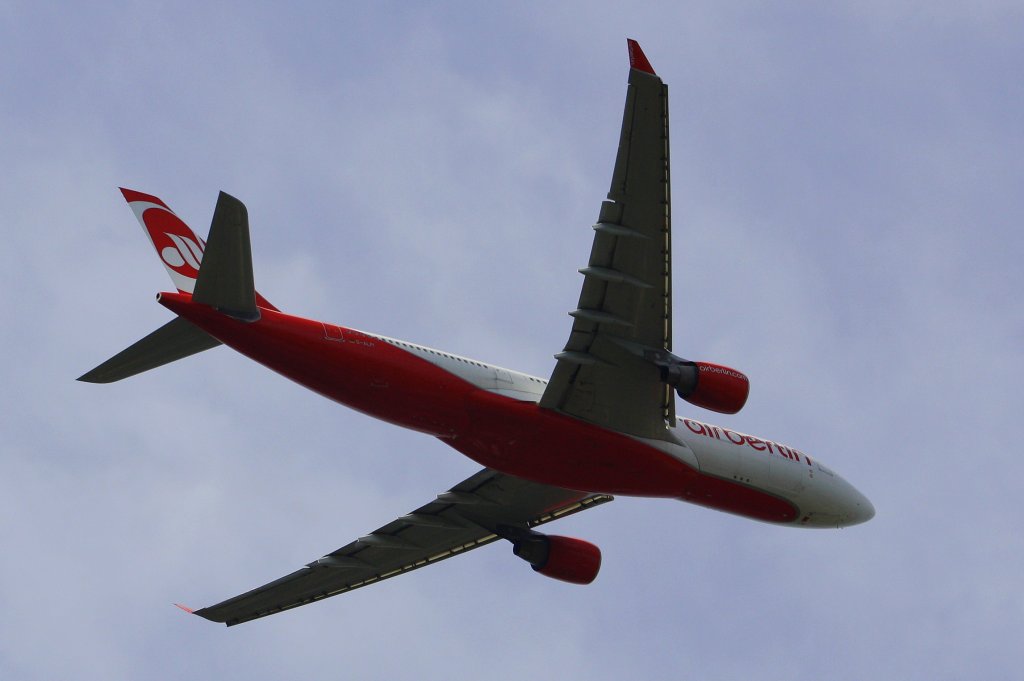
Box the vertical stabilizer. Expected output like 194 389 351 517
120 188 278 311
121 188 206 294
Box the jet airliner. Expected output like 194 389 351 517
80 40 873 626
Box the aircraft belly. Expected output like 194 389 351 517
452 390 700 497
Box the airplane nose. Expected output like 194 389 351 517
841 485 875 527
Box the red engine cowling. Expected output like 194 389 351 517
678 361 749 414
531 535 602 585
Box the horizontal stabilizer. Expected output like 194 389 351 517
191 192 259 321
78 317 221 383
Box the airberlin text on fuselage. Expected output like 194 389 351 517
698 364 745 381
683 418 812 466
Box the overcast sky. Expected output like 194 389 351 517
2 2 1022 679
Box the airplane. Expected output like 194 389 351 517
79 40 873 627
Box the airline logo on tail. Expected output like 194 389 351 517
119 188 278 312
150 214 205 277
121 188 206 293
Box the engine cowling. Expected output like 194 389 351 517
512 533 602 585
664 361 749 414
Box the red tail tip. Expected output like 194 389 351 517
626 39 656 75
120 187 169 209
174 603 195 614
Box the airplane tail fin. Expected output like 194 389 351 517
121 188 205 294
79 189 271 383
120 188 277 310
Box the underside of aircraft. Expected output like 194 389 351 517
80 40 873 626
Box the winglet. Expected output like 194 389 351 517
174 603 195 614
626 39 655 75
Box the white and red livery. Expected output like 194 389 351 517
81 40 873 626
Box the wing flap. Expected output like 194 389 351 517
193 469 612 626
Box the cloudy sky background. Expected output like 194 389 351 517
2 2 1022 679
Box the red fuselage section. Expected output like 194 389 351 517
158 293 799 524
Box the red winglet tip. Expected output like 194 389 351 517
626 39 656 75
174 603 195 614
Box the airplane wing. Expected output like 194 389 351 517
192 468 612 626
539 40 675 439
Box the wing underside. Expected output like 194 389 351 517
193 469 612 626
540 43 675 439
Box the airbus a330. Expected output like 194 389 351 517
80 40 873 626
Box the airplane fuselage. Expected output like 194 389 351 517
158 292 874 529
81 43 874 626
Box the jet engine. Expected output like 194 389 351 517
652 353 749 414
509 531 602 585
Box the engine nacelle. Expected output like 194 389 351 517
512 533 601 585
664 360 749 414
